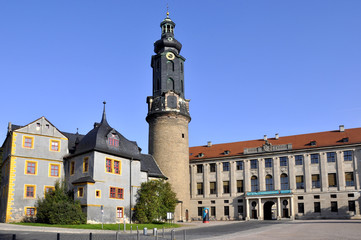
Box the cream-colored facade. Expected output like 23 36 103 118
189 127 361 221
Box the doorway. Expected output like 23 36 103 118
263 201 275 220
251 210 258 219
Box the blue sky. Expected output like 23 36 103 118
1 0 360 153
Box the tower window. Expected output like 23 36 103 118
167 78 174 90
182 133 184 138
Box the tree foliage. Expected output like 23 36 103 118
134 180 178 223
35 181 86 224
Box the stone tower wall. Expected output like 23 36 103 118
148 113 190 221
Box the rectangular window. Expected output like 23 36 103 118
236 161 243 170
237 180 243 193
197 165 203 173
314 202 321 213
50 164 60 177
265 158 272 168
25 185 36 198
109 187 124 199
312 174 320 188
44 186 55 194
116 207 123 218
295 155 303 165
70 161 75 175
238 205 243 214
280 157 288 166
198 207 202 216
209 163 216 172
250 159 258 169
210 182 217 195
96 190 101 198
25 207 36 216
26 161 37 175
327 152 336 162
224 206 229 216
223 162 230 171
311 154 319 164
251 177 258 192
296 176 304 189
266 176 274 191
328 173 337 187
344 151 352 161
50 140 60 152
114 160 120 174
331 201 338 212
78 187 84 198
83 157 89 173
345 172 354 186
197 182 204 195
23 136 34 149
348 201 356 212
211 206 216 216
223 181 230 194
298 203 304 214
106 159 112 173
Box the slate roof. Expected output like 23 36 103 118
189 127 361 161
72 176 96 185
139 154 166 179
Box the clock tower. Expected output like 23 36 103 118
146 12 191 221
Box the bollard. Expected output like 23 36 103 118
183 229 186 240
131 226 133 234
57 233 60 240
89 232 92 240
162 227 165 238
171 229 175 240
12 234 16 240
143 227 148 235
116 231 119 240
137 229 140 240
153 228 157 236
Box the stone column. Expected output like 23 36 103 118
274 157 280 190
336 151 345 191
245 198 250 220
216 162 222 197
288 155 296 190
290 196 294 220
353 149 360 190
259 158 265 191
320 152 328 191
244 160 251 192
204 164 209 198
230 161 236 196
304 154 312 192
277 197 281 220
258 198 263 220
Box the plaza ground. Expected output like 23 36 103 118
0 220 361 239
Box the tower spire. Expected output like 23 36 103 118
101 101 108 124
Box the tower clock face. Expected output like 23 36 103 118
166 52 175 60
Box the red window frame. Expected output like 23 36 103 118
27 162 36 174
50 164 59 177
110 187 124 199
116 207 123 218
51 141 59 151
24 137 33 148
108 138 119 147
26 186 34 198
106 159 112 173
114 160 120 174
26 208 36 216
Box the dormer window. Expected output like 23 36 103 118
342 137 349 143
310 141 317 146
108 137 119 147
223 150 230 155
197 153 204 158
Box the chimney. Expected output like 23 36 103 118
264 135 267 141
207 141 212 147
339 125 345 132
275 133 279 140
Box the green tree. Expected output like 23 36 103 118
134 180 177 223
35 180 86 224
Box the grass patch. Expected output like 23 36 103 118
13 222 180 231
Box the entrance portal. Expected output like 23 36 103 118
263 201 275 220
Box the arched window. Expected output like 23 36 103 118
265 175 273 191
251 176 258 192
167 78 174 90
281 174 289 190
181 80 184 93
167 60 174 72
180 62 184 73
